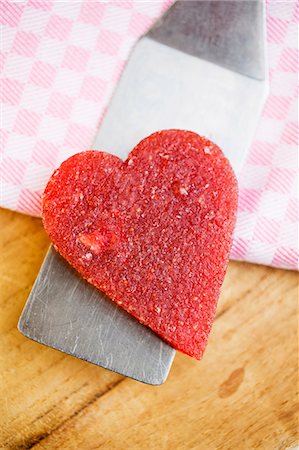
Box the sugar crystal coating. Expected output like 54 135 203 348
42 130 238 359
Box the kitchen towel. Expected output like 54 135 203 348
1 0 298 270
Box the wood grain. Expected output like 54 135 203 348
0 207 298 450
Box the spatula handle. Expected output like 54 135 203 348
148 0 266 80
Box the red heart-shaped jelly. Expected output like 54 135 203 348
42 130 238 359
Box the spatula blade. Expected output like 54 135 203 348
18 0 267 384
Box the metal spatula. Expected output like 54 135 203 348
18 0 268 385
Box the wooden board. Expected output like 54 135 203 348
0 207 298 450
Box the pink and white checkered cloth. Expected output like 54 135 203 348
1 1 298 270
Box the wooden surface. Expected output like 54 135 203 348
0 207 298 450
